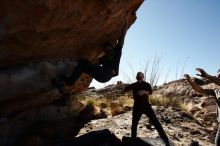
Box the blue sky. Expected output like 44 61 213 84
91 0 220 88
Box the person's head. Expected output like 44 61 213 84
217 69 220 78
136 72 144 81
102 42 114 54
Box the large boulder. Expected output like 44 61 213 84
0 0 143 117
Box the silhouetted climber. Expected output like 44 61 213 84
117 72 172 146
184 68 220 146
52 15 129 94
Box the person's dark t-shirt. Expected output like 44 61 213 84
124 81 152 107
99 45 122 76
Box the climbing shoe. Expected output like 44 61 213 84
52 78 65 94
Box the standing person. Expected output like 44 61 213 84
117 72 171 146
52 14 129 94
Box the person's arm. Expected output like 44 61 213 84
206 75 220 86
124 84 134 91
184 74 206 94
196 68 220 86
138 90 150 96
138 82 153 96
214 89 220 108
147 83 153 95
184 74 215 96
116 81 133 91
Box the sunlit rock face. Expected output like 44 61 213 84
0 0 143 117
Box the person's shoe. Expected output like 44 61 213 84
60 75 73 86
52 78 65 94
189 139 199 146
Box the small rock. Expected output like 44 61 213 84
100 102 108 108
190 130 201 135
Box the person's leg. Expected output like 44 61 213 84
52 60 102 93
144 106 170 145
92 66 113 83
62 60 94 85
51 78 65 94
215 124 220 146
131 106 142 138
52 60 94 93
63 60 113 85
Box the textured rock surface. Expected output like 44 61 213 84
74 79 219 145
0 0 142 67
78 107 215 146
1 77 219 146
0 0 143 117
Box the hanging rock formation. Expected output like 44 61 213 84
0 0 143 117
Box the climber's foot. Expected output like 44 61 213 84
52 78 65 94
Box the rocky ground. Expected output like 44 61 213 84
76 78 219 146
0 78 219 146
77 107 215 146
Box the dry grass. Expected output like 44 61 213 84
77 92 191 116
77 95 134 116
118 95 133 107
86 99 95 106
149 95 190 111
79 94 190 113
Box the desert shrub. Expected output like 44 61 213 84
103 92 118 99
122 55 161 86
75 95 86 100
149 95 189 111
122 56 188 86
118 96 129 106
87 100 95 106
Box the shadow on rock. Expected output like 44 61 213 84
54 129 122 146
122 136 153 146
54 129 155 146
